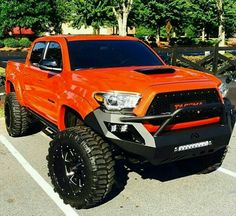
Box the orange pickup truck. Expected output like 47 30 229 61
4 35 235 209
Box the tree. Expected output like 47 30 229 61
0 0 64 37
224 0 236 38
138 0 168 45
68 0 112 35
137 0 193 45
166 0 194 37
111 0 134 36
190 0 218 41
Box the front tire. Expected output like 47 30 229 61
47 127 115 209
4 92 30 137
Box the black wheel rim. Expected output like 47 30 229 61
5 102 11 128
53 145 86 196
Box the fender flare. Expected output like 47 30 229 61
57 91 98 130
5 78 25 106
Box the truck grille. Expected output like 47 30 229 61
146 89 222 125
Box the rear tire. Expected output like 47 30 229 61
47 126 115 209
4 92 30 137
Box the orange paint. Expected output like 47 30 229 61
5 35 223 130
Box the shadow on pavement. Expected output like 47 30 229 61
126 160 206 182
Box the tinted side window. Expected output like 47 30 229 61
45 42 62 68
30 42 46 65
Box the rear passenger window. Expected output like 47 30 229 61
45 42 63 68
30 42 46 66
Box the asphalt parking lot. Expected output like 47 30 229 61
0 116 236 216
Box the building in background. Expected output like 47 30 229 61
62 23 135 35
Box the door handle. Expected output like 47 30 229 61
48 99 55 104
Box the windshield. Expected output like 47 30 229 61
68 40 164 70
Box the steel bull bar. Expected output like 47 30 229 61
120 103 228 136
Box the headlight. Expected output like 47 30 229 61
94 92 141 111
218 83 229 98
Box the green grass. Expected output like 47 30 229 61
0 67 5 76
0 103 3 118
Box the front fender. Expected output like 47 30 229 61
57 91 99 130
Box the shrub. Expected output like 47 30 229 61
0 40 4 48
197 39 219 46
19 38 31 48
135 26 156 39
4 38 20 48
169 37 196 46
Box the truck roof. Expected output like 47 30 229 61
37 35 139 42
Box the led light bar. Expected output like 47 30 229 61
174 141 212 152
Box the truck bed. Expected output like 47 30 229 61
0 51 27 69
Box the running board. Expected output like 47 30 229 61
27 109 59 138
42 127 57 139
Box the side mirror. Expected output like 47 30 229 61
39 59 62 72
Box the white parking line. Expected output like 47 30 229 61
218 167 236 178
40 131 52 140
0 135 79 216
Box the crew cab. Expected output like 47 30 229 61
4 35 235 209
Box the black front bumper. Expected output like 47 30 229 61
110 123 232 165
85 99 235 165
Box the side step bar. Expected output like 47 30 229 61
27 109 59 138
42 127 57 139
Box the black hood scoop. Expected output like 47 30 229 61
135 67 176 75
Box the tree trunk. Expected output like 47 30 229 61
93 27 100 35
201 27 205 41
156 27 160 46
117 17 123 36
121 12 128 36
216 0 225 47
218 21 225 46
112 0 133 36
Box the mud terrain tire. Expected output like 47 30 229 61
47 127 115 209
4 92 30 137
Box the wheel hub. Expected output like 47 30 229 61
54 145 86 196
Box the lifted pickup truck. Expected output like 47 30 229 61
4 35 235 209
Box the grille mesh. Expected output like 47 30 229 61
146 89 222 125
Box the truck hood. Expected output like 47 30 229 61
73 66 220 93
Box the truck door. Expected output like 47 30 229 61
23 41 64 124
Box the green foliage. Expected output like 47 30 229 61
4 38 20 48
0 0 66 36
169 37 196 46
224 0 236 37
68 0 113 33
170 37 219 46
189 0 218 37
135 26 155 38
19 38 31 48
167 0 193 33
185 26 198 38
0 40 4 48
138 0 168 31
197 38 219 46
0 0 235 42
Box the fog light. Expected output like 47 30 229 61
120 125 128 132
105 123 129 133
111 125 117 132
